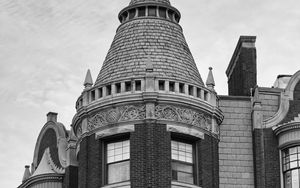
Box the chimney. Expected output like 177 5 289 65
226 36 257 96
47 112 58 122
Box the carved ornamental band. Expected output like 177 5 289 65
155 105 212 131
76 104 214 137
87 105 146 132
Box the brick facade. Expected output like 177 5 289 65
227 37 257 97
63 166 78 188
78 135 103 188
253 128 280 188
131 121 171 188
200 135 219 188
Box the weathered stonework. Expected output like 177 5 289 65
155 104 212 131
87 105 146 132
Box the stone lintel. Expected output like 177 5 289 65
95 124 135 139
166 124 205 139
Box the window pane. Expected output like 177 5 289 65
123 146 129 153
172 162 193 173
107 156 114 163
290 154 297 162
123 140 130 147
107 150 114 157
290 147 297 154
171 140 193 163
115 155 122 161
177 171 194 184
123 152 130 160
107 140 130 163
291 161 297 169
285 171 292 188
108 161 130 184
172 162 194 184
292 169 299 188
115 148 122 155
107 143 114 150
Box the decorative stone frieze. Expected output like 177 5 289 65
155 104 212 131
87 104 146 132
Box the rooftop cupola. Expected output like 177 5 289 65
129 0 171 6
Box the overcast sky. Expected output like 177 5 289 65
0 0 299 187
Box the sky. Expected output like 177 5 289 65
0 0 299 187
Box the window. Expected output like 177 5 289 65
282 146 300 188
129 9 136 20
188 85 194 96
106 85 112 96
159 80 165 91
115 83 121 94
138 7 146 17
125 81 132 92
179 83 185 93
135 80 141 91
159 7 167 18
171 140 194 184
148 6 157 17
196 88 201 98
91 90 95 101
106 140 130 184
169 82 175 92
98 88 103 98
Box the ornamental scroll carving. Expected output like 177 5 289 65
87 105 146 131
155 105 212 131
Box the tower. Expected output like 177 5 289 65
73 0 223 187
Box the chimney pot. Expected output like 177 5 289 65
47 112 58 122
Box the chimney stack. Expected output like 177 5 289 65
226 36 257 96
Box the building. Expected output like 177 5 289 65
18 0 300 188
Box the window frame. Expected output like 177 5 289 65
282 145 300 188
103 135 130 186
171 136 198 185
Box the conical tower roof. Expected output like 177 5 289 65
95 0 204 87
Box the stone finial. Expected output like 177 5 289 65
84 69 93 88
22 165 31 182
206 67 215 90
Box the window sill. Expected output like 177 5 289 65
172 181 201 188
101 181 130 188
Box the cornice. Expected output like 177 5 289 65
18 174 63 188
273 122 300 136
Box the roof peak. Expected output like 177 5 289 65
129 0 171 6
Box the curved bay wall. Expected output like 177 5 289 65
78 123 219 188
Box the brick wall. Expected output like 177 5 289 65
294 81 300 100
253 128 280 188
199 135 219 188
281 82 300 123
228 47 257 97
131 121 172 188
78 135 103 188
219 97 254 188
63 166 78 188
